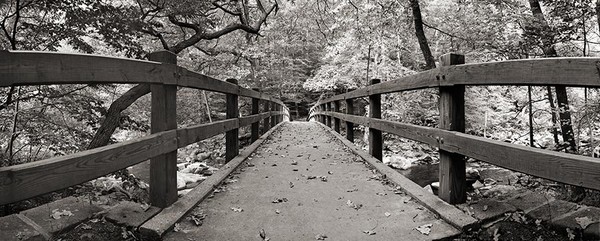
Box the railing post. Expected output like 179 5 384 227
326 102 332 127
346 98 354 142
334 100 341 133
225 79 239 162
321 104 326 124
148 51 178 208
369 79 382 161
263 100 270 133
251 88 260 142
270 101 276 128
438 53 466 204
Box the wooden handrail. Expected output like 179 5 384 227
311 53 600 204
0 50 285 105
316 57 600 104
0 50 290 206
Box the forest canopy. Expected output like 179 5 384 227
1 0 600 165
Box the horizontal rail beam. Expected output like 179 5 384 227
239 112 270 127
318 57 600 104
319 111 600 190
0 131 178 205
0 51 284 105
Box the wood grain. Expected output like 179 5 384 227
239 112 271 127
225 79 239 162
316 122 478 231
0 131 178 205
318 111 600 191
177 119 239 148
139 122 287 240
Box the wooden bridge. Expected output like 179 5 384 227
1 51 600 240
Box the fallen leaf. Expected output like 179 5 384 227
289 182 295 188
346 188 358 192
291 161 298 165
575 216 594 229
307 176 317 180
363 230 376 235
346 200 363 210
80 223 92 230
231 207 243 212
315 234 327 240
275 209 280 214
415 223 432 235
51 209 74 220
320 176 328 182
376 192 386 196
385 212 391 217
259 229 270 241
272 198 288 203
483 205 488 211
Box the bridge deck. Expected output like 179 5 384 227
164 122 460 240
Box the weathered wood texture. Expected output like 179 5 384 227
226 79 239 162
438 53 467 204
0 131 178 205
251 88 260 142
316 57 600 103
369 79 383 161
270 102 277 128
177 119 238 148
239 112 271 127
139 122 286 239
0 51 284 105
149 51 178 208
345 99 354 142
316 122 478 231
334 100 341 133
317 111 600 191
263 101 271 134
326 102 332 127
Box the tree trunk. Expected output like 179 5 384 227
87 84 150 149
528 0 577 152
409 0 436 70
529 0 583 202
546 86 560 145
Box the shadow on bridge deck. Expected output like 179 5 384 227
163 122 461 240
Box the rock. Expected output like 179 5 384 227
424 185 434 194
382 155 412 170
177 172 207 190
482 185 517 198
472 180 484 189
181 162 209 174
466 167 480 180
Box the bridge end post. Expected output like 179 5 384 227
326 102 332 127
251 88 260 142
334 100 341 133
148 50 178 208
270 101 277 128
345 98 354 142
369 79 382 161
438 53 467 204
226 79 239 162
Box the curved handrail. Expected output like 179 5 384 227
311 54 600 198
0 50 290 205
316 57 600 104
0 50 285 105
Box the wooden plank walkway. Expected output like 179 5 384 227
163 122 463 240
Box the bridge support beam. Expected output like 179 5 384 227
326 102 332 127
226 79 239 162
334 100 341 133
148 51 178 208
369 79 382 161
271 101 277 128
251 88 260 142
438 53 467 204
263 101 271 133
345 99 354 142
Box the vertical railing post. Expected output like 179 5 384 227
326 102 332 127
225 79 239 162
346 98 354 142
263 100 270 133
148 51 178 208
270 101 276 128
251 88 260 142
334 100 340 133
369 79 382 161
321 104 326 124
438 53 467 204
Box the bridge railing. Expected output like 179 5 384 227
309 53 600 204
0 50 289 207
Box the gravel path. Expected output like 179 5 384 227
164 122 460 240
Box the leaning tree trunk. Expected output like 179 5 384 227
409 0 436 70
87 84 150 149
